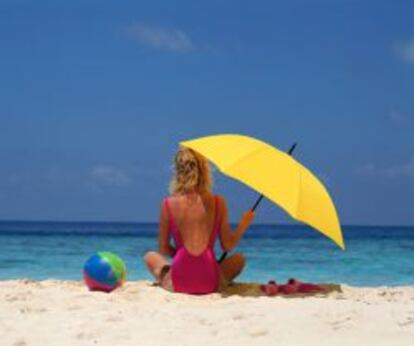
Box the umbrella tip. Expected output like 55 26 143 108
288 142 298 155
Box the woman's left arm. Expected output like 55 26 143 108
158 201 176 257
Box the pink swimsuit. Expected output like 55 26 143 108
164 196 221 294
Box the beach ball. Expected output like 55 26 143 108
83 252 127 293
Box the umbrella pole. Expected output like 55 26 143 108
251 195 264 212
217 142 298 264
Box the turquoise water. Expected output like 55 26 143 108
0 222 413 286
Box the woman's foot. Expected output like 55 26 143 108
158 265 174 292
159 265 170 280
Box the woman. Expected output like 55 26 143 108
144 147 254 294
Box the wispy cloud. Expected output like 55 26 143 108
90 165 132 187
387 110 414 128
394 38 414 64
357 157 414 180
125 22 194 53
389 110 406 124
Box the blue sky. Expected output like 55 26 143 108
0 0 413 225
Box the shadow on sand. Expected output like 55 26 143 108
220 282 342 298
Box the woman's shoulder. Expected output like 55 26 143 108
214 194 227 209
161 195 179 208
206 193 226 204
163 194 180 207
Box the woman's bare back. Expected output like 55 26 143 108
167 193 218 256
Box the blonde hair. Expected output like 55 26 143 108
169 147 213 195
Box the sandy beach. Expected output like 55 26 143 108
1 280 413 346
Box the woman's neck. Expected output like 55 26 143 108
178 189 210 200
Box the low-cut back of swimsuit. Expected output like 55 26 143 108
164 196 221 294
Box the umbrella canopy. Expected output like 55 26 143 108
180 134 345 250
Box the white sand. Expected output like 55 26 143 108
1 280 413 346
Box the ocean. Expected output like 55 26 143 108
0 221 413 287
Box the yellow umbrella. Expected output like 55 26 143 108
180 134 345 250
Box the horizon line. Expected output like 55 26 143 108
0 219 413 228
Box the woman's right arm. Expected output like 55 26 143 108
158 201 176 257
218 197 254 252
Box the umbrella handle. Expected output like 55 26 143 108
217 252 227 263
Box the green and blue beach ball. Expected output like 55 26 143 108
83 251 127 293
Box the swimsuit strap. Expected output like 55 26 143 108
208 196 221 248
164 198 183 247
